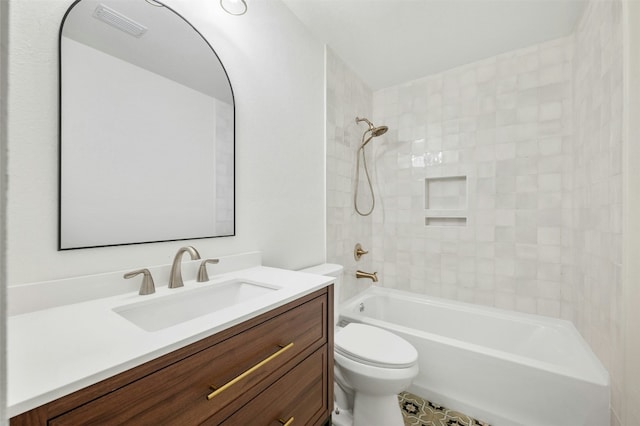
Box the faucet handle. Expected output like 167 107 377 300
354 243 369 261
124 268 156 295
197 259 220 282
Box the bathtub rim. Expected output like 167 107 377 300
338 285 610 387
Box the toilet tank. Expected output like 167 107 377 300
299 263 343 327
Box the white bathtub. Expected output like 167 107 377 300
339 286 610 426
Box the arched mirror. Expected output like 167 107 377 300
59 0 235 249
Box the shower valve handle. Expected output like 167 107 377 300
354 243 369 261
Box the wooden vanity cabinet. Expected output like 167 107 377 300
11 286 334 426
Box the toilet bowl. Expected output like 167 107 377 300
300 264 418 426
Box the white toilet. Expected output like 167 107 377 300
301 264 418 426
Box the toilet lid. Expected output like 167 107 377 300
335 323 418 368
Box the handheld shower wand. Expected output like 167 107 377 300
354 117 388 216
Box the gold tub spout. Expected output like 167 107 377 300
356 270 378 282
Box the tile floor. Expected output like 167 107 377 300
399 391 491 426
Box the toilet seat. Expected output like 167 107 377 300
335 323 418 369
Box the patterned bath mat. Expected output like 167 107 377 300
398 391 491 426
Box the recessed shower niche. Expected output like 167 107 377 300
424 176 467 227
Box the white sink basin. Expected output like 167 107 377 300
113 280 280 332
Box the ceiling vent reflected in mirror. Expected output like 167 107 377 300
93 4 148 38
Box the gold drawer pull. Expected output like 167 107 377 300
278 417 294 426
207 342 294 400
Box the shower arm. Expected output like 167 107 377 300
356 116 374 131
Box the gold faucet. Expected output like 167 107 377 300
169 246 201 288
356 270 378 282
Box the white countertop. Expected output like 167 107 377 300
8 259 333 417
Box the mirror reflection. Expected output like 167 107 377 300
59 0 235 249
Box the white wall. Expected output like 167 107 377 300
571 1 624 423
5 0 326 286
622 2 640 424
370 36 574 316
0 0 8 422
325 48 375 301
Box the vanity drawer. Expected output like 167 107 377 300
217 346 329 426
49 294 328 425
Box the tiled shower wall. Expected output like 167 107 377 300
371 36 574 317
326 48 375 302
325 0 626 422
571 1 623 423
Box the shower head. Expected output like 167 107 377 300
371 125 388 137
356 117 388 148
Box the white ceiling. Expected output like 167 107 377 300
282 0 588 90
